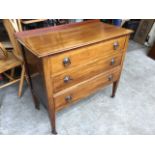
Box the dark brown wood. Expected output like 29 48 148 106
50 36 126 75
148 43 155 60
111 81 119 97
16 20 132 134
21 45 40 109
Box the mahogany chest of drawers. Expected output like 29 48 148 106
16 20 132 134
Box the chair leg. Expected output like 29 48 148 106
18 65 25 97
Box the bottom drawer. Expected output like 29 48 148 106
54 67 121 110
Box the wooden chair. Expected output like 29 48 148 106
0 42 25 96
0 42 8 59
1 19 26 96
17 19 69 30
3 19 23 60
17 19 48 30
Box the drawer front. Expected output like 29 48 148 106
50 36 126 75
53 53 122 93
54 67 121 110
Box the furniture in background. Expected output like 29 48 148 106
3 20 23 59
112 19 122 26
21 19 48 25
133 19 155 44
1 19 26 96
16 20 132 134
0 42 25 96
18 19 48 30
18 19 70 30
122 19 140 39
148 42 155 60
0 19 13 50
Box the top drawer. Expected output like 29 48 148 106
50 36 126 76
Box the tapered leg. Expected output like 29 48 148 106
111 80 119 98
51 121 57 135
50 103 57 135
30 91 40 109
52 128 57 135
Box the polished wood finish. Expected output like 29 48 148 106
16 20 132 57
54 67 121 110
50 36 126 75
53 53 122 93
16 20 132 134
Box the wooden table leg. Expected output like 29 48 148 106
111 80 119 98
51 105 57 135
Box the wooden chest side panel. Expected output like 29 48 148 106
24 48 48 107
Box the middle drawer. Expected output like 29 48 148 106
52 53 122 93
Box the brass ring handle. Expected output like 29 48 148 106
110 58 115 65
108 75 113 81
113 41 119 50
65 95 72 103
64 76 73 83
63 57 71 66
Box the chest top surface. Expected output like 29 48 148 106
15 20 132 58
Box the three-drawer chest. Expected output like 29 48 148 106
16 20 132 134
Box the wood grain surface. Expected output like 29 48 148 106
50 36 126 75
54 67 121 110
15 20 132 57
53 53 122 93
